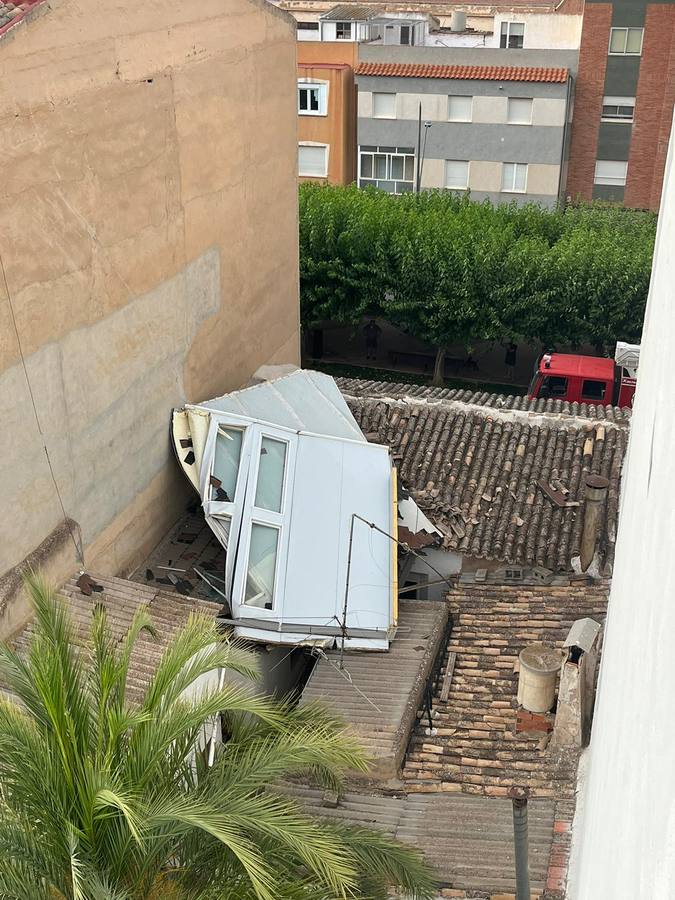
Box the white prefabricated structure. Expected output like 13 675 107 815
172 370 399 651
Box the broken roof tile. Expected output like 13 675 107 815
342 384 627 572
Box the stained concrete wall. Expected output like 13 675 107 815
0 0 300 611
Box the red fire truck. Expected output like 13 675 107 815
528 342 639 408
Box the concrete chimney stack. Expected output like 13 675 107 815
580 474 610 572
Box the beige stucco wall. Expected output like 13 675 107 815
0 0 300 609
420 159 559 196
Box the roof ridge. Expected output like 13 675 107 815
354 60 569 83
342 390 628 431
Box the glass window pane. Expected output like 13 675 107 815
514 164 527 191
373 92 396 118
244 524 279 609
609 29 625 52
374 154 387 179
511 22 524 35
445 160 469 189
254 437 286 512
299 89 308 111
626 28 642 53
212 428 242 502
501 22 508 34
299 145 327 176
390 156 404 179
360 154 373 178
502 163 514 191
448 95 472 121
404 155 415 180
594 160 628 185
507 98 532 124
310 89 319 111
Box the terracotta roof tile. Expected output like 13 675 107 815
0 0 44 40
8 574 222 705
342 386 626 572
355 61 569 83
336 377 632 424
404 581 609 797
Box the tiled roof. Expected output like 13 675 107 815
343 390 627 572
405 580 609 798
336 377 632 424
9 574 222 704
0 0 43 39
282 783 555 895
322 4 382 20
354 61 569 82
300 600 449 780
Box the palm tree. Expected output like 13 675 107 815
0 573 435 900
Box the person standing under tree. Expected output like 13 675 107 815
364 319 382 361
505 342 518 381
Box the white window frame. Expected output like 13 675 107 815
297 80 328 117
500 21 525 48
335 21 352 39
601 95 635 123
372 92 396 119
448 95 473 123
298 142 329 178
444 159 470 190
608 27 644 56
501 162 528 193
358 145 415 193
229 425 297 617
507 97 533 125
594 159 628 186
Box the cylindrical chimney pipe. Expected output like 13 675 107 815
580 474 610 572
510 787 531 900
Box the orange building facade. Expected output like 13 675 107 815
297 42 358 185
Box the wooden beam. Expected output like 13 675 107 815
439 651 457 702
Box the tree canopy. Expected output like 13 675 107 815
299 185 656 381
0 573 435 900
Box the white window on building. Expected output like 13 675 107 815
594 160 628 186
445 160 470 190
359 145 415 193
601 96 636 122
501 162 528 193
298 81 327 116
372 92 396 118
500 21 525 48
608 27 643 55
335 21 352 39
448 95 473 122
298 143 328 177
507 97 533 125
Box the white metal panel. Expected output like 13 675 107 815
195 370 364 441
282 434 392 649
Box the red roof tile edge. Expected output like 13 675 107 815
355 61 569 83
0 0 45 41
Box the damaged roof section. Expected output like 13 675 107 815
345 390 627 573
172 370 400 650
336 377 633 425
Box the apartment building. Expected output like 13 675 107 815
355 58 573 205
566 0 675 209
298 41 358 184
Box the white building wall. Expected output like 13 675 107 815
568 117 675 899
491 14 582 50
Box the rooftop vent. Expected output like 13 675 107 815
450 10 466 31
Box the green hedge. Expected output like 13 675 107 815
299 185 656 379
